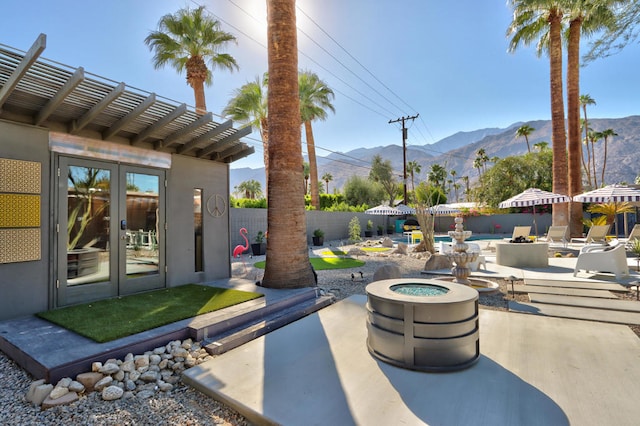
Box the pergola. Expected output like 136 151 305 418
0 34 254 163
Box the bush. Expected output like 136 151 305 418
348 217 362 242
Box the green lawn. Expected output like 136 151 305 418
254 257 365 270
37 284 263 343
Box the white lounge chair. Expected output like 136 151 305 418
542 225 568 248
505 226 531 241
573 242 629 280
466 242 486 271
570 224 610 245
621 224 640 250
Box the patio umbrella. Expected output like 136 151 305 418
395 204 416 214
572 184 640 236
499 188 570 236
365 204 403 232
429 203 462 215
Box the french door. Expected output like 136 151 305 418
56 157 165 307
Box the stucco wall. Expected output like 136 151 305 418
0 120 50 320
166 155 231 285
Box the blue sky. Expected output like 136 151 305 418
3 0 639 169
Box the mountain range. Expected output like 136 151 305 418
230 115 640 196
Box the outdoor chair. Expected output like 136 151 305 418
570 224 610 245
621 224 640 250
542 225 568 248
504 226 531 241
466 242 486 271
573 241 629 280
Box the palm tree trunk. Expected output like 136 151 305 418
262 0 315 289
192 80 207 115
260 117 269 187
567 18 583 238
601 136 608 186
581 105 592 187
304 121 320 209
549 9 568 227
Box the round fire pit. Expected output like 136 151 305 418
366 278 479 372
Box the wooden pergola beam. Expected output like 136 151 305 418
177 119 234 155
131 103 187 146
103 93 156 140
0 33 46 111
70 82 125 134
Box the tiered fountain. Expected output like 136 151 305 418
437 215 498 292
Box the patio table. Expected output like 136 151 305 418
495 241 549 268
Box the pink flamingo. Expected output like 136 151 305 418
232 228 250 273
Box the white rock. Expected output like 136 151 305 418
99 362 120 375
113 370 125 381
172 347 188 358
31 384 53 406
121 360 135 372
25 379 46 402
129 370 141 381
101 385 124 401
153 346 166 355
149 354 161 365
158 359 169 369
124 353 134 362
134 355 149 369
94 376 113 392
49 386 69 400
92 362 102 372
68 381 85 393
56 377 72 388
140 371 159 382
181 339 193 349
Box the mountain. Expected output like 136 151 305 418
230 116 640 194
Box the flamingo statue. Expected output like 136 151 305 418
232 228 250 273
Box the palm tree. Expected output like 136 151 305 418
580 94 596 186
145 6 238 114
516 124 535 153
223 73 269 183
461 176 470 201
600 128 618 186
262 0 315 289
406 160 421 194
235 179 262 199
533 141 549 151
302 162 310 194
299 71 335 210
321 172 333 194
508 0 568 226
588 130 602 188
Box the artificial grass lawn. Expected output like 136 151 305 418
254 256 365 270
37 284 263 343
321 247 391 256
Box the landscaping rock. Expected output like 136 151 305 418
381 237 394 248
25 379 45 403
41 391 78 409
423 253 452 271
94 376 113 392
30 384 53 407
101 385 124 401
76 372 103 392
48 385 69 400
373 265 401 281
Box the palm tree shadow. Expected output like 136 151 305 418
378 355 569 425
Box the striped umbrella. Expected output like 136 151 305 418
572 184 640 203
573 184 640 236
499 188 570 236
395 204 416 214
429 204 461 215
365 204 403 215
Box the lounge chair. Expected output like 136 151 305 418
542 225 568 248
570 224 610 245
621 224 640 250
573 242 629 280
505 226 531 241
466 242 486 271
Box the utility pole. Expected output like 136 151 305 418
389 114 419 205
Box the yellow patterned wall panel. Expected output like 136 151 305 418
0 194 40 228
0 159 41 193
0 228 41 263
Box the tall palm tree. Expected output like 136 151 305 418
299 71 335 210
145 6 238 114
580 119 593 188
600 128 618 186
580 94 596 187
223 73 269 182
406 160 421 194
302 162 310 194
321 172 333 194
516 124 535 153
461 176 470 201
508 0 568 226
588 130 602 188
566 2 619 237
262 0 315 289
533 141 549 151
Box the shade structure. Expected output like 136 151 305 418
395 204 416 214
572 184 640 203
499 188 570 236
365 204 403 215
429 203 462 215
573 184 640 236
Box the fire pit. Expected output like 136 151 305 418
366 278 480 372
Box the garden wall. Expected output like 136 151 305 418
229 208 553 248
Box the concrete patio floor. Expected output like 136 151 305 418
183 294 640 426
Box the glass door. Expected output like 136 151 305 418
56 158 165 307
119 166 165 294
57 158 118 306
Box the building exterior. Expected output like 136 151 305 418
0 35 253 320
